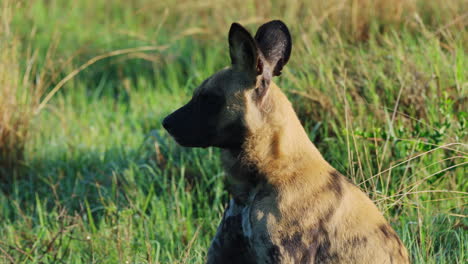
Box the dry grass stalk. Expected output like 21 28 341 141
0 0 43 180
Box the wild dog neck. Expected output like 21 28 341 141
222 82 331 198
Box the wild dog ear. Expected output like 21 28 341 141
229 23 258 75
254 20 292 77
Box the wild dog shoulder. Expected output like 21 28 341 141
248 170 410 264
322 172 411 264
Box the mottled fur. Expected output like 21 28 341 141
163 20 410 264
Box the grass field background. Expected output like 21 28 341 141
0 0 467 263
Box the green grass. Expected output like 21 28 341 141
1 0 467 263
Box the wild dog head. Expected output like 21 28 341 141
162 20 292 149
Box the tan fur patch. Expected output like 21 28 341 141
208 81 409 263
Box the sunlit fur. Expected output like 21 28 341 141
211 81 410 263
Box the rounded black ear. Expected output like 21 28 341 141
254 20 292 76
229 23 258 74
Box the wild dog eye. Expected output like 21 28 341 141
201 93 222 105
199 93 224 114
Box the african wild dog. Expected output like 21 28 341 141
163 20 410 264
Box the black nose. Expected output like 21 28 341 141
162 116 172 132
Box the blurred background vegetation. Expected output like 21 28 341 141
0 0 467 263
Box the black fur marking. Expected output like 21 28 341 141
347 236 368 247
268 245 281 263
300 242 318 264
281 231 304 261
314 220 339 263
255 188 272 201
379 223 403 246
378 224 408 262
209 212 255 264
327 171 343 198
315 238 339 263
301 228 320 264
379 224 391 238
